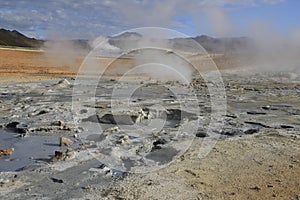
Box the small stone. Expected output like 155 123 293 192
153 138 167 146
250 186 261 191
50 177 64 183
59 137 73 147
244 128 259 135
54 79 70 88
221 129 243 136
262 105 271 110
280 125 294 129
247 111 267 115
184 169 197 176
51 120 64 126
103 126 120 136
0 148 14 156
82 185 91 190
117 135 130 144
196 131 207 138
54 151 65 161
79 109 88 114
65 148 76 160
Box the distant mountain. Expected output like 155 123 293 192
0 29 254 53
108 32 143 51
0 29 44 48
192 35 254 53
109 32 142 40
108 32 254 53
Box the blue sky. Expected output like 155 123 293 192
228 1 300 35
0 0 299 39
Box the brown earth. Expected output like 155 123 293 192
0 48 77 80
0 48 243 82
103 131 300 200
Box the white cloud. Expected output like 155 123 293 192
261 0 287 5
0 0 288 38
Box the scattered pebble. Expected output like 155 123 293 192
59 136 73 147
250 186 261 191
0 148 14 156
54 151 65 161
50 177 64 183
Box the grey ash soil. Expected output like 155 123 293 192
0 71 300 199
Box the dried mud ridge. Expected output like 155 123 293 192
0 71 300 199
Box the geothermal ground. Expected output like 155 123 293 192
0 48 300 200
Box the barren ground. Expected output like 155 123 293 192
0 48 299 200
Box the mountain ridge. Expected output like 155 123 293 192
0 28 253 53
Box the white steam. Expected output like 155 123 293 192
43 40 87 68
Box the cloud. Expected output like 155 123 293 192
0 0 288 38
261 0 286 5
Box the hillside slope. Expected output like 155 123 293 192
0 29 44 48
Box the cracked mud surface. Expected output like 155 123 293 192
0 70 300 199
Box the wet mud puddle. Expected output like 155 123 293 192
0 129 60 171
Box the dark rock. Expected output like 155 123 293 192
51 120 64 126
153 138 167 146
151 138 169 152
244 128 259 135
36 110 48 115
83 113 141 125
50 177 64 183
196 131 207 138
250 186 261 191
280 125 294 129
244 88 259 91
54 151 65 161
6 121 19 128
101 114 138 125
225 114 237 119
53 79 70 88
151 145 162 152
244 121 270 128
246 111 267 115
184 169 197 176
5 121 27 134
166 109 197 120
79 109 88 114
221 129 243 136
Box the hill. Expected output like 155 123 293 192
0 29 44 48
0 29 253 53
108 32 253 53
